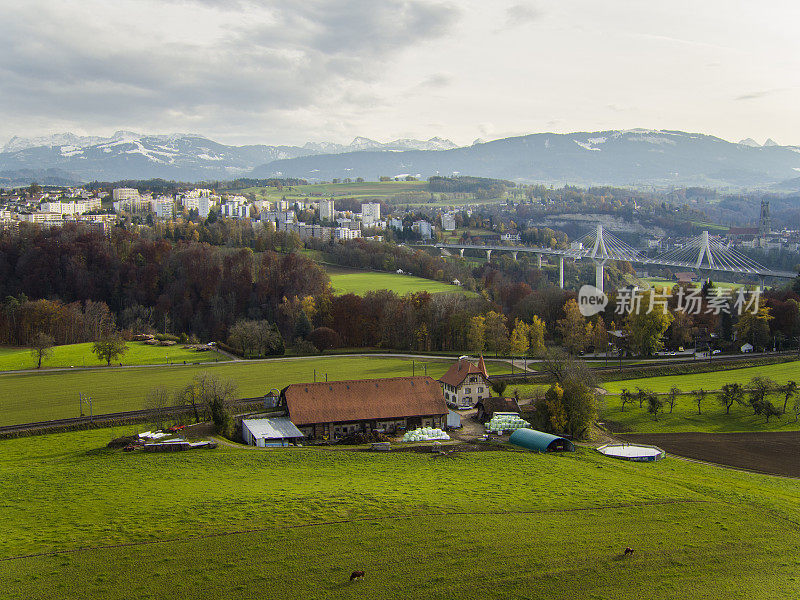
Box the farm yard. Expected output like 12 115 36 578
0 341 228 371
0 355 511 426
0 428 799 599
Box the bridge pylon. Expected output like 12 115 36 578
591 224 608 293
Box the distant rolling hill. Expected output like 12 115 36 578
5 128 800 189
0 132 458 185
253 129 800 189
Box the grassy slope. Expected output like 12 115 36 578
601 360 800 433
240 181 428 203
329 271 474 296
603 360 800 394
600 392 800 433
0 341 229 371
0 355 509 426
0 429 798 599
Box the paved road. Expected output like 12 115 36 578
1 348 793 377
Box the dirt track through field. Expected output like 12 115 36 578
621 431 800 478
0 499 714 563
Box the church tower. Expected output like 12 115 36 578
759 200 771 236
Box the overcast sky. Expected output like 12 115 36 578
2 0 800 147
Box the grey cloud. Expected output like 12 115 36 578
0 0 459 139
735 90 781 101
418 73 453 89
505 3 542 27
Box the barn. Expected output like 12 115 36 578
509 428 575 452
280 376 448 440
475 397 521 423
241 417 305 447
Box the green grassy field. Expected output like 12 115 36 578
0 428 798 599
600 391 800 433
600 360 800 433
328 269 475 296
0 355 509 426
240 181 428 203
603 360 800 394
0 341 228 371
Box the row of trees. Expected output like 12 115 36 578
619 377 799 422
147 373 237 437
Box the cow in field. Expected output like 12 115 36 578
624 547 635 556
350 571 365 581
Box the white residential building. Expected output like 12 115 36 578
335 227 362 240
413 220 433 239
361 202 381 226
441 213 456 231
153 198 174 219
438 357 492 408
220 196 251 219
112 188 141 202
319 199 335 222
182 195 214 217
19 212 63 225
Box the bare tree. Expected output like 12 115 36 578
647 392 663 420
747 377 777 415
540 347 595 387
30 331 54 368
666 386 681 414
779 380 798 414
691 388 707 415
620 388 634 412
145 386 173 431
718 383 744 415
178 372 238 431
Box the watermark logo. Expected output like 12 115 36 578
578 284 608 316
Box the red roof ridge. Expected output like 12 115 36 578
283 376 447 425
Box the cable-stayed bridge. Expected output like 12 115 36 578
422 225 797 291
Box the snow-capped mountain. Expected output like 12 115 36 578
4 128 800 188
302 136 458 154
738 138 761 147
0 132 458 183
252 129 800 189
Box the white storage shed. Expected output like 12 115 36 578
242 417 304 447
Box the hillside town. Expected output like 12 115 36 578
2 182 800 263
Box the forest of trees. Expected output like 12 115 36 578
1 223 799 357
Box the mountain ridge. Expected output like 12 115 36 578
3 128 800 189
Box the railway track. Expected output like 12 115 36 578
0 397 265 438
488 350 799 381
2 351 797 437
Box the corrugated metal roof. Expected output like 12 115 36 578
242 417 304 440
